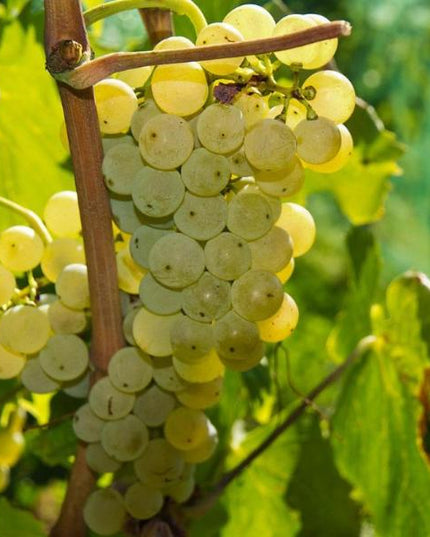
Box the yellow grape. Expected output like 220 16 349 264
116 246 147 295
173 349 225 383
0 225 44 273
276 258 295 284
0 344 26 379
43 191 81 238
257 293 299 342
94 78 138 134
276 203 316 257
303 14 338 69
196 22 244 76
164 406 211 451
116 66 153 88
0 305 51 355
305 124 353 173
41 238 85 283
0 265 15 307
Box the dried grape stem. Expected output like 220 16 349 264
55 20 352 89
44 1 125 536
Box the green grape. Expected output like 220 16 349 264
133 385 176 427
0 225 44 272
255 156 305 198
139 114 194 170
0 305 50 354
153 356 187 392
116 245 147 295
134 438 185 487
110 196 147 234
197 104 245 154
108 347 153 394
257 292 299 342
94 78 138 134
173 349 224 383
41 238 85 283
132 167 185 217
86 442 122 474
154 36 195 51
149 233 205 288
182 422 218 463
244 119 296 171
55 263 90 310
294 117 341 165
285 99 307 130
218 348 264 372
102 143 144 196
0 265 15 307
238 183 282 221
181 271 231 323
123 306 139 346
101 134 135 153
181 148 230 196
223 4 275 40
227 192 273 240
62 370 90 399
277 257 295 284
47 300 87 335
83 488 126 536
133 307 182 356
89 377 135 421
73 403 105 443
0 429 24 466
174 193 227 241
139 273 182 315
151 62 208 117
0 344 26 379
302 14 338 69
164 406 211 451
276 202 316 257
234 92 270 130
170 315 214 362
43 191 81 238
130 99 162 141
214 311 263 362
273 14 319 67
21 358 60 394
305 124 353 173
101 414 149 462
303 70 355 124
130 225 173 270
39 334 89 382
204 232 251 281
231 270 284 321
228 148 253 177
116 65 153 89
0 466 10 492
163 466 195 503
196 22 244 75
177 377 223 410
248 226 293 272
124 482 164 520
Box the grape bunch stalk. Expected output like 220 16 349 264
0 2 355 535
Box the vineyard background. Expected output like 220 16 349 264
0 0 429 536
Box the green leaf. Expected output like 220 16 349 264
328 227 380 363
0 498 46 537
332 347 430 537
25 420 77 468
219 421 301 537
286 417 361 537
0 21 74 230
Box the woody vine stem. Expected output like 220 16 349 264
43 1 352 536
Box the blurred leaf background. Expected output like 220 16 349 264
0 0 429 536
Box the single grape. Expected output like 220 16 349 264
134 438 184 487
248 226 293 272
133 385 176 428
276 202 316 257
94 78 138 134
197 104 245 154
273 14 319 67
223 4 275 40
102 143 144 196
73 403 105 443
196 22 244 75
86 442 122 474
129 225 173 270
21 358 60 394
277 257 295 284
0 344 26 380
294 117 341 165
174 193 227 241
47 300 87 335
0 225 44 272
257 293 299 342
89 377 135 421
116 246 147 295
0 265 15 307
255 156 305 198
139 273 182 316
214 311 263 362
130 99 162 141
181 271 231 323
305 124 353 173
173 349 225 384
41 238 85 282
108 346 153 393
0 305 50 355
39 334 89 382
133 307 182 357
234 92 270 130
101 414 149 462
164 407 211 451
227 192 273 240
170 315 214 362
83 488 126 536
43 191 81 238
181 148 230 196
124 482 164 520
182 422 218 463
204 232 251 281
55 263 90 310
116 65 153 88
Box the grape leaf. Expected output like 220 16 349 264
286 417 361 537
0 21 74 230
331 346 430 537
0 498 46 537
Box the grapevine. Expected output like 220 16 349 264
1 1 411 536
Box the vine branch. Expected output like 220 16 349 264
185 335 376 516
49 21 351 89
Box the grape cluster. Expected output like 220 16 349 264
0 3 357 534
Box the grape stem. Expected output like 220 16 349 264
0 196 52 244
139 8 174 45
184 335 377 518
84 0 207 35
49 20 352 89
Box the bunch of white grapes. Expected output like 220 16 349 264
0 3 357 534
